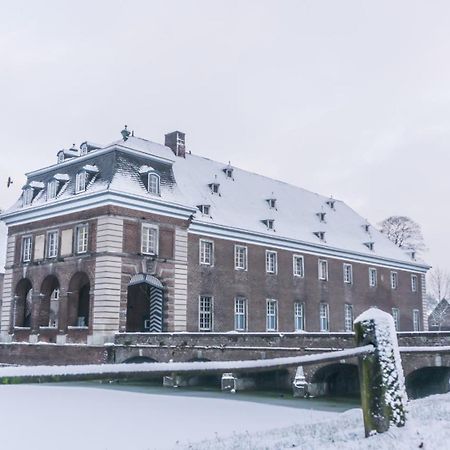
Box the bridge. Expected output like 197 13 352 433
1 331 449 398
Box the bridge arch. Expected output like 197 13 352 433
122 356 159 364
406 366 450 399
310 363 359 397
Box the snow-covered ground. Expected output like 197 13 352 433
0 384 448 450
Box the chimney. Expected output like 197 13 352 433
165 131 186 157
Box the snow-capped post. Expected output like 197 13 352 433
354 308 408 437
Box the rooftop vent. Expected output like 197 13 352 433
165 131 186 158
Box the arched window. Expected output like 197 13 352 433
148 172 160 195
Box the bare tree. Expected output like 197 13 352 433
429 299 450 331
378 216 425 253
428 267 450 303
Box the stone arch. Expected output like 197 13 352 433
406 366 450 399
68 272 91 327
39 275 60 328
310 363 360 397
122 356 158 364
14 278 33 327
126 274 164 332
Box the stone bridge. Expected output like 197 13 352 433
0 331 449 398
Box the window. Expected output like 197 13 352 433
80 145 88 156
293 255 304 277
390 271 398 290
225 167 233 178
392 308 400 331
22 236 32 262
413 309 420 331
317 212 326 222
234 297 247 331
262 219 275 230
344 304 353 332
314 231 325 241
266 299 278 331
199 296 213 331
294 302 305 331
343 263 353 284
75 171 87 193
47 180 58 200
364 242 375 251
76 224 89 254
411 274 418 292
199 239 214 265
22 188 33 206
326 199 335 209
265 250 277 274
141 224 158 255
318 259 328 280
234 245 248 270
369 268 377 287
148 173 160 195
320 303 330 332
57 152 64 164
47 231 58 258
209 182 220 194
267 198 277 209
198 204 210 215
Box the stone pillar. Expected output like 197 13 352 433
292 366 308 398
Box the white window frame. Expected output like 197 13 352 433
392 308 400 331
141 224 159 255
411 274 418 293
343 263 353 284
320 303 330 332
198 205 210 215
75 171 87 193
344 304 353 332
22 188 33 206
46 230 59 259
22 236 32 262
390 271 398 290
47 180 58 200
294 302 305 331
199 295 213 331
266 299 278 331
199 239 214 266
147 172 160 195
318 259 328 281
234 245 248 271
413 309 420 331
369 267 377 287
75 224 89 254
234 297 247 331
265 250 277 274
293 255 305 278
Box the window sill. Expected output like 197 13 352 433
40 326 57 330
13 327 31 330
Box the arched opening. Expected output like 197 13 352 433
237 369 291 392
126 274 164 332
14 279 33 327
185 358 221 387
310 363 360 397
406 367 450 399
39 275 60 328
122 356 158 364
68 272 90 327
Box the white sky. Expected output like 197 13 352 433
0 0 449 272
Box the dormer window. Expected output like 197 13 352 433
326 199 335 210
80 145 88 156
314 231 326 241
22 187 34 206
148 173 160 195
364 242 375 251
197 205 211 216
363 223 370 233
75 171 87 193
223 166 234 179
209 182 220 194
57 152 64 164
262 219 275 230
47 180 59 200
317 212 326 222
266 198 277 209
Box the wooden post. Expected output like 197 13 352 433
354 308 407 437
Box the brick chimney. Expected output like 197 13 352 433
165 131 186 158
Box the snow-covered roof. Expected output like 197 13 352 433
2 135 428 269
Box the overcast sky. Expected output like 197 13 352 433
0 0 449 274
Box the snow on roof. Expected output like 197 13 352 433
82 164 99 173
53 173 70 182
3 135 426 267
29 181 45 189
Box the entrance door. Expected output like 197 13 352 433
126 274 164 332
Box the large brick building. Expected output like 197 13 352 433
0 129 429 344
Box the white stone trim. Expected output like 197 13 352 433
173 228 188 331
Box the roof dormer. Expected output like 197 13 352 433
57 149 78 164
266 198 277 210
314 231 326 241
208 181 220 195
364 242 375 251
80 141 101 156
317 211 326 223
362 223 370 233
223 163 234 179
326 198 335 210
262 219 275 230
197 204 211 216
